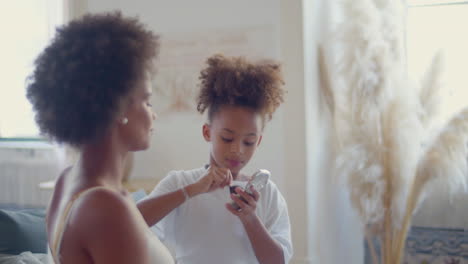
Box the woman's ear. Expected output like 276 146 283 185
202 123 211 142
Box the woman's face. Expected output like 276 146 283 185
119 77 156 151
203 105 263 178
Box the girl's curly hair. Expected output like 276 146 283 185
26 11 159 146
196 54 285 126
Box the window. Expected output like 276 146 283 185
0 1 63 139
407 0 468 122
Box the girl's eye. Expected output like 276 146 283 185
147 103 153 107
244 142 255 147
221 137 233 143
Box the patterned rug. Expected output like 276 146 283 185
365 226 468 264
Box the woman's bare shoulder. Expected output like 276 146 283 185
70 187 151 263
71 187 138 229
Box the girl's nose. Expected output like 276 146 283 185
231 142 242 154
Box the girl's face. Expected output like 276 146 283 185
119 77 156 151
203 105 263 178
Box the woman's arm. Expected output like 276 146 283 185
226 187 285 264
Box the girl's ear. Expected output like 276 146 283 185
257 135 263 147
202 123 211 142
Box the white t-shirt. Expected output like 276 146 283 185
147 166 293 264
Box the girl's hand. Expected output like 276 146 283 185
190 165 232 196
226 186 260 223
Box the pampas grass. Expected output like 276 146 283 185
319 0 468 263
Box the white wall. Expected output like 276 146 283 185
412 189 468 229
279 1 310 262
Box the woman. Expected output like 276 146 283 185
27 12 173 264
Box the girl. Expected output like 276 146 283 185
138 54 292 264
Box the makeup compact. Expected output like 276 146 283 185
230 169 270 210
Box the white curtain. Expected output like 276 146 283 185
0 145 65 207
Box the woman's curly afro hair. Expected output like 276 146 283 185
196 54 285 126
26 11 159 146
